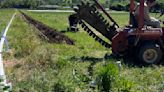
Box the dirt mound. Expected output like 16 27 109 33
20 11 75 45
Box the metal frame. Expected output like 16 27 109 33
112 0 164 56
138 0 144 31
130 0 144 30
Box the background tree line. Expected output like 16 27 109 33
0 0 163 12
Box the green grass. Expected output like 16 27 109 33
0 9 15 31
0 9 164 92
25 12 72 31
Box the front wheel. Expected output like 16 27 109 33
138 44 162 64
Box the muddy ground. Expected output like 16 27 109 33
20 11 75 45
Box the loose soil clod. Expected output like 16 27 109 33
20 11 75 45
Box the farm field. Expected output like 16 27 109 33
0 9 164 92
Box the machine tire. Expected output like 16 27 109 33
138 44 162 64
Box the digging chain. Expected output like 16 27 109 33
72 1 120 48
79 20 111 48
75 2 118 41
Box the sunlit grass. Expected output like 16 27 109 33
0 9 164 92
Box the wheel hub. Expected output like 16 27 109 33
143 49 158 63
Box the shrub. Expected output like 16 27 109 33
110 3 126 11
52 80 74 92
96 63 134 92
97 63 119 92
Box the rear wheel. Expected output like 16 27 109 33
138 44 162 64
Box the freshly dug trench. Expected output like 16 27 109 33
20 11 75 45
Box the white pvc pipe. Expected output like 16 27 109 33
0 13 16 82
27 10 75 13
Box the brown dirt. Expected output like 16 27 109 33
20 11 75 45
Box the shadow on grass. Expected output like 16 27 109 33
70 56 104 62
69 53 118 64
60 30 69 33
70 56 113 80
60 29 78 33
60 26 79 33
122 55 164 68
70 54 164 68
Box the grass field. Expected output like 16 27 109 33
0 9 164 92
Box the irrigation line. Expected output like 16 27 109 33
0 12 16 91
